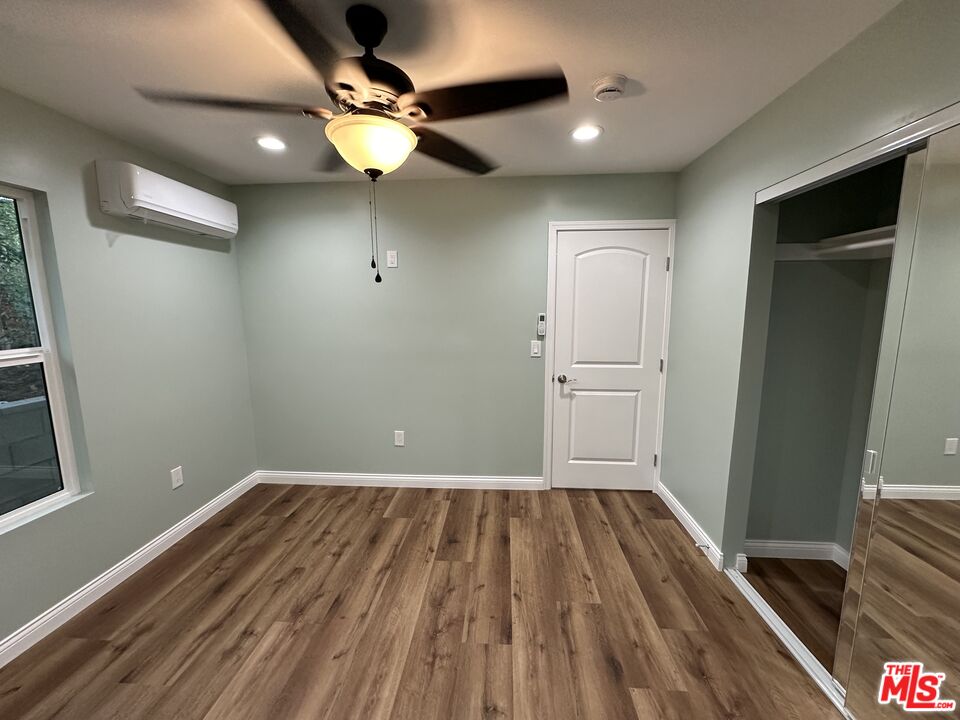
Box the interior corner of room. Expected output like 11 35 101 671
2 1 960 718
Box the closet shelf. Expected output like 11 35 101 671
776 225 896 262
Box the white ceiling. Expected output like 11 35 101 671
0 0 901 184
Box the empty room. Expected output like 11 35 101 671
1 1 958 718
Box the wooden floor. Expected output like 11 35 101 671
743 557 847 670
0 485 837 719
844 498 960 719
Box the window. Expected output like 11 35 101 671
0 184 78 529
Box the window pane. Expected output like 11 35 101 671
0 362 63 516
0 197 41 350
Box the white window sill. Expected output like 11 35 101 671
0 490 93 537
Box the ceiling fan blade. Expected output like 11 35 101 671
315 145 347 173
260 0 341 79
400 70 568 122
138 89 333 119
411 126 497 175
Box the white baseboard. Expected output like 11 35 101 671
255 470 546 490
743 539 850 570
863 482 960 501
725 568 848 717
877 483 960 500
655 481 724 571
0 472 259 670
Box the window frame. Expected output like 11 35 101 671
0 183 80 532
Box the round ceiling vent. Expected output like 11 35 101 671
592 74 627 102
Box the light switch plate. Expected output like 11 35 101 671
530 340 542 358
171 465 184 489
945 437 958 456
386 250 398 268
394 430 405 447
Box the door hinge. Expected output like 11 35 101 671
653 453 658 467
666 257 671 271
659 358 664 373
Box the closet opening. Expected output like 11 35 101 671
740 155 905 672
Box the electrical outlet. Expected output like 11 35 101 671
171 465 184 489
945 437 958 456
394 430 405 447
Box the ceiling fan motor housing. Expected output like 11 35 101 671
326 56 415 112
592 74 627 102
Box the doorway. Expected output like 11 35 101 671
739 155 911 674
544 221 674 490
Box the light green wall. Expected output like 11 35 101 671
233 174 676 476
662 0 960 554
881 125 960 486
745 260 886 550
0 88 257 638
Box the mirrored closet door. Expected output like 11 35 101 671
843 122 960 718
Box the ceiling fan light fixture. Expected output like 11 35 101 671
571 124 603 142
324 113 418 176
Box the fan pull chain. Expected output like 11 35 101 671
370 177 382 283
368 181 377 270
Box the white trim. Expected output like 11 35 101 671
543 219 676 490
655 480 724 571
756 98 960 204
0 489 91 537
735 553 749 572
874 483 960 500
726 568 850 717
255 470 545 490
0 471 258 670
743 540 850 570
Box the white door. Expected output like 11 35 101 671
549 225 671 490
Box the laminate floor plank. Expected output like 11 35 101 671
0 488 839 720
323 495 450 720
448 643 513 719
509 515 582 720
436 490 483 561
508 491 541 519
559 601 639 720
744 557 845 669
389 560 472 719
565 490 686 690
462 490 512 645
598 490 706 632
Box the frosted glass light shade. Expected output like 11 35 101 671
324 114 418 176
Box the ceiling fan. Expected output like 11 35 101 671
139 0 569 179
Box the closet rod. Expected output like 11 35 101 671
775 224 895 262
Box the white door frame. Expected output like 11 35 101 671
542 219 676 489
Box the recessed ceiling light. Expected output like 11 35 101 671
256 135 286 151
571 125 603 142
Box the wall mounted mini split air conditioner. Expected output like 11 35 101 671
96 160 238 240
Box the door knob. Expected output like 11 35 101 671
557 374 577 384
